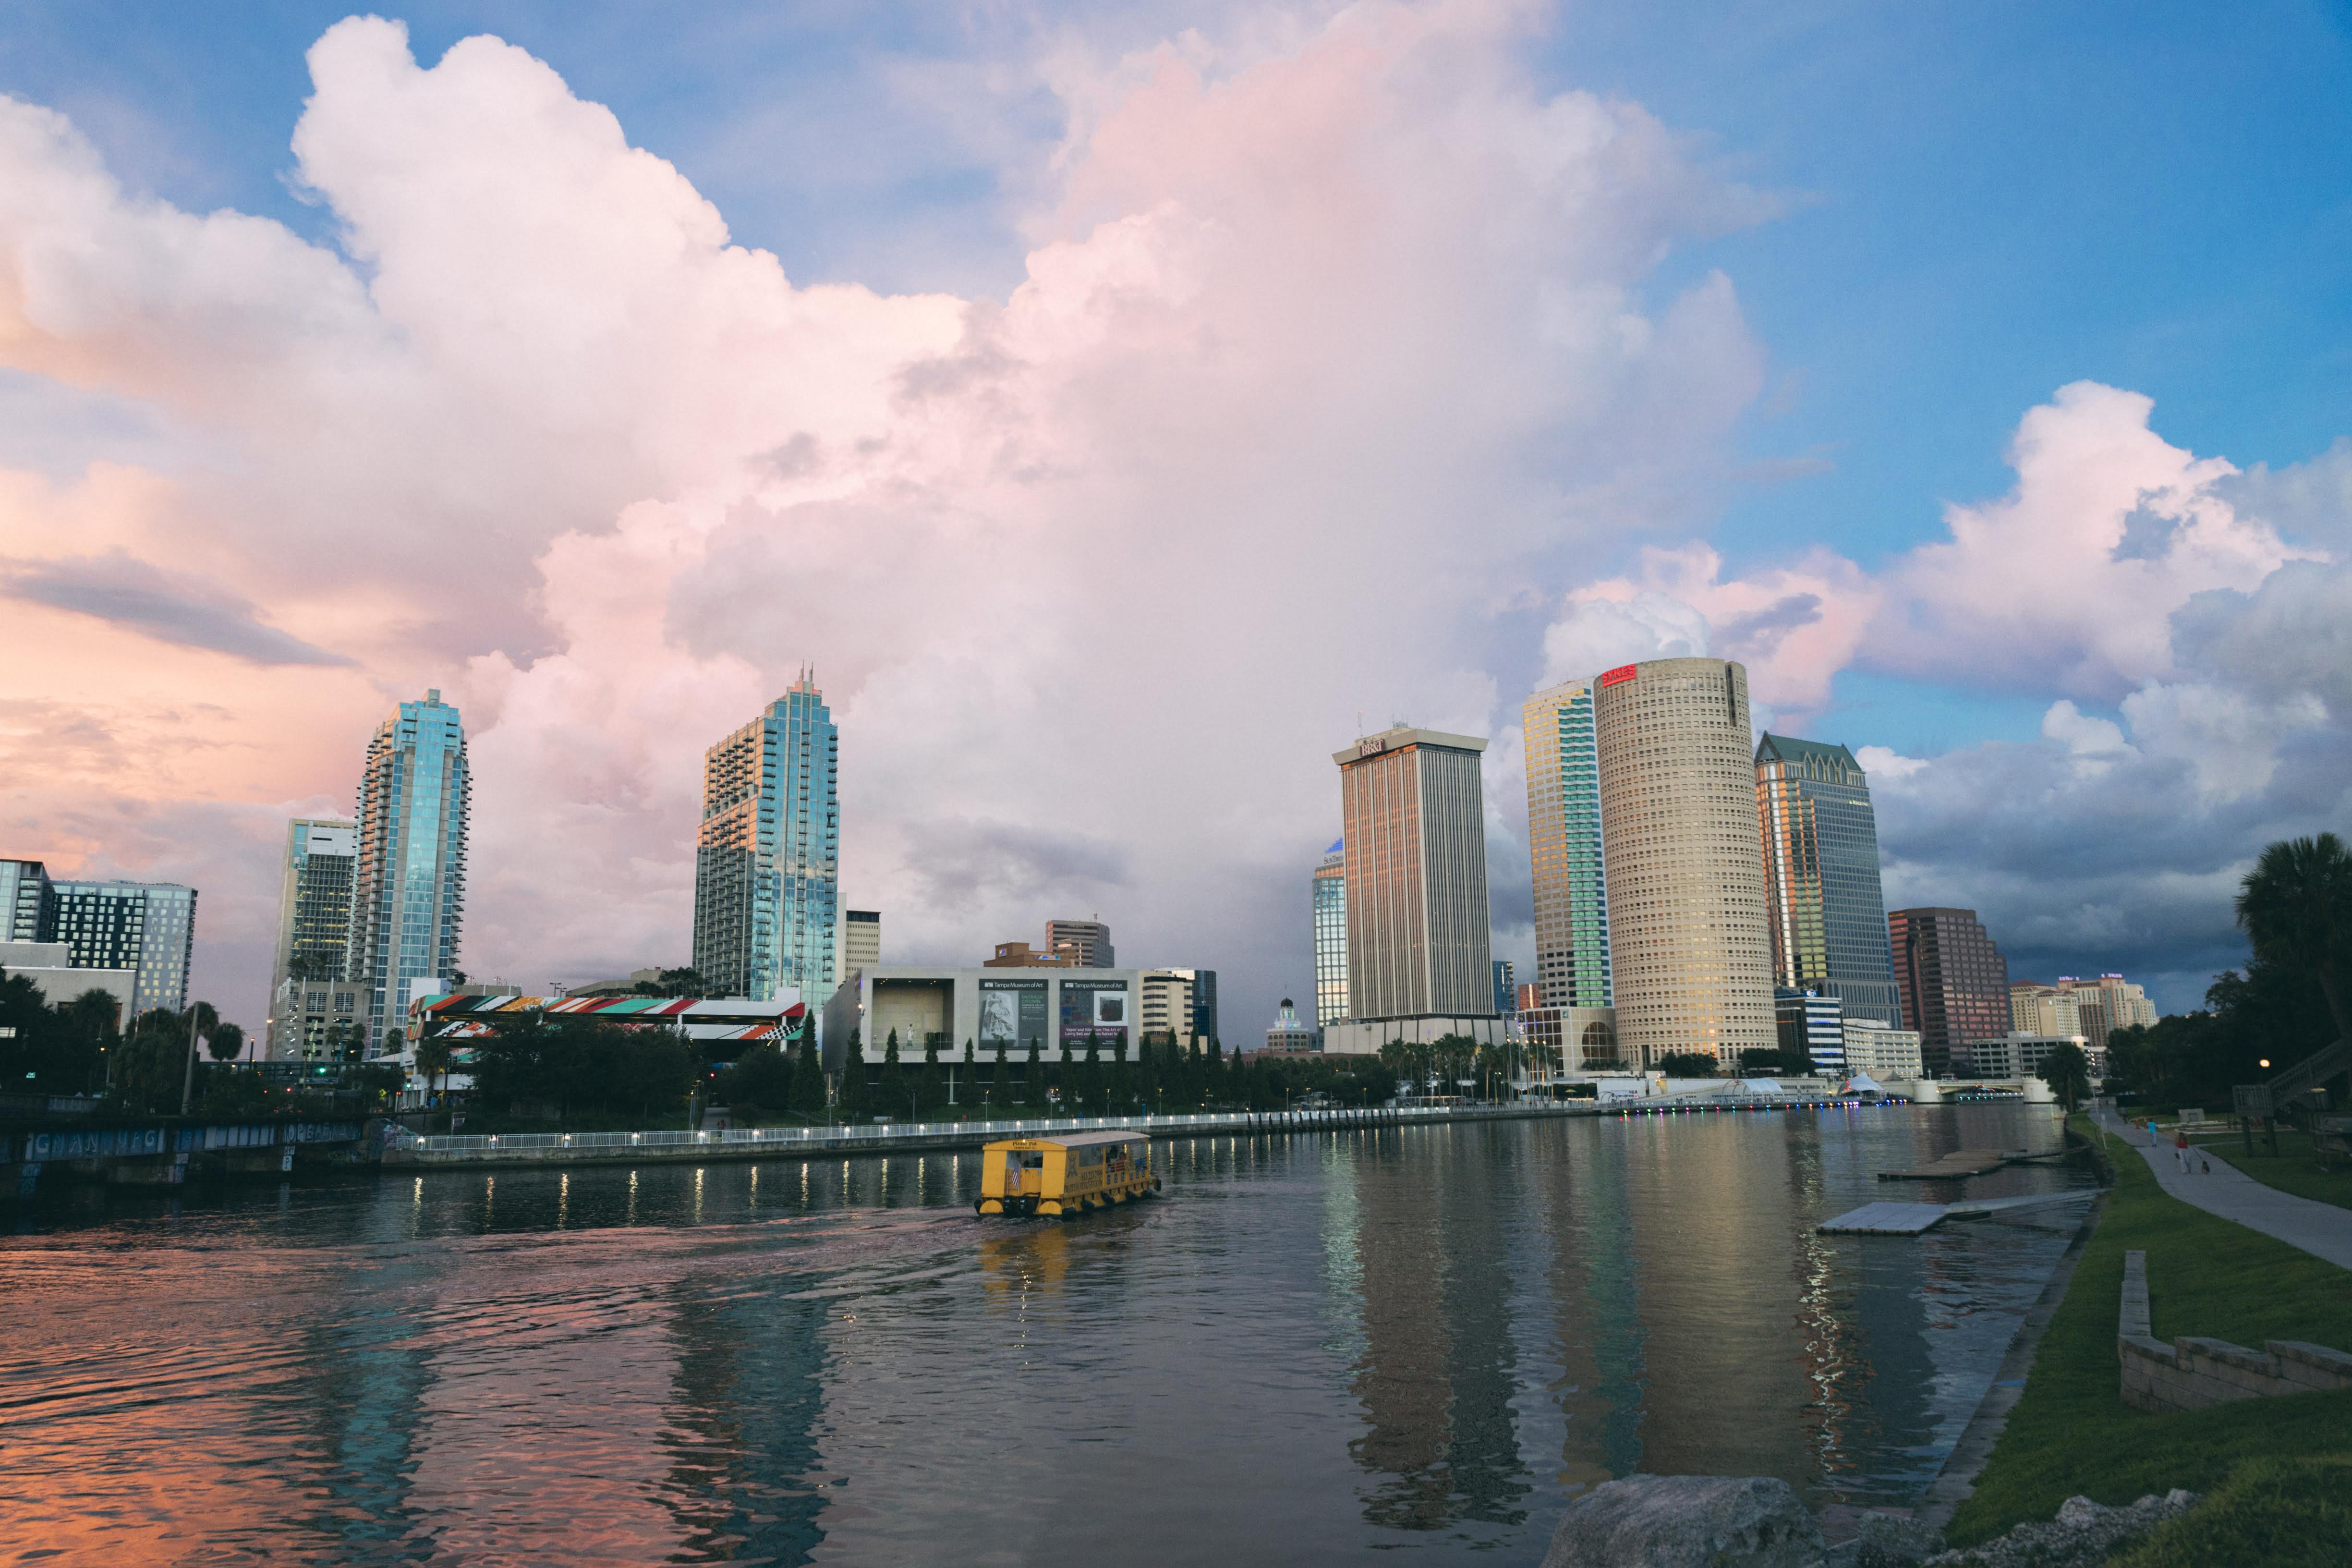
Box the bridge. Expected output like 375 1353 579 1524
3 1117 369 1198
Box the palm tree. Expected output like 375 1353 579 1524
2235 833 2352 1047
417 1033 454 1116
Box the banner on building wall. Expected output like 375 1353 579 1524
978 979 1050 1049
1059 980 1129 1047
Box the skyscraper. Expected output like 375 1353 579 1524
1045 919 1115 968
1491 960 1515 1015
1312 840 1348 1027
45 878 197 1017
1754 734 1902 1027
693 675 838 1003
1334 726 1494 1022
1 859 51 943
1887 907 2009 1075
1594 658 1775 1068
1523 677 1611 1008
348 690 471 1046
265 819 357 1058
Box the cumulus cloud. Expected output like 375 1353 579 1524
1536 384 2351 1009
0 5 1778 1029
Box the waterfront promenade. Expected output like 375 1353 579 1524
2090 1104 2352 1269
384 1101 1556 1168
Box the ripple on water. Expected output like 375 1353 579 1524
0 1105 2095 1564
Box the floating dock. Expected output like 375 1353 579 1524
1820 1191 2097 1235
1878 1147 2035 1180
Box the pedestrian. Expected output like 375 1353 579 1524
2174 1130 2190 1173
2147 1119 2160 1149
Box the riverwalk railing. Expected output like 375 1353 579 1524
391 1104 1486 1160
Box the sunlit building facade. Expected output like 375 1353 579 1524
693 674 839 1005
1522 677 1611 1008
1334 727 1494 1023
1754 733 1902 1028
1594 658 1775 1068
348 690 471 1047
1313 841 1348 1026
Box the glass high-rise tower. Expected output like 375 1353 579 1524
348 691 471 1047
1523 677 1611 1008
693 674 839 1003
1311 841 1347 1026
1754 733 1902 1028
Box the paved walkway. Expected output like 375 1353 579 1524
2091 1105 2352 1270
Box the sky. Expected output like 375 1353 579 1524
0 0 2348 1039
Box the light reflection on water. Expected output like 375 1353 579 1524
0 1105 2091 1564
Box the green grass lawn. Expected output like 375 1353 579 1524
2204 1129 2352 1211
1947 1117 2352 1550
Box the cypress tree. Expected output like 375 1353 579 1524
1081 1030 1103 1114
838 1028 868 1118
879 1028 908 1119
991 1037 1009 1113
791 1026 825 1117
1023 1036 1043 1112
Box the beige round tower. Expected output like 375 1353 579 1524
1592 657 1776 1069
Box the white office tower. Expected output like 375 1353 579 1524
1593 658 1776 1069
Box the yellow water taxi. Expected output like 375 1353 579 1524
975 1130 1159 1217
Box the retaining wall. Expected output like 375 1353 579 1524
2117 1249 2352 1411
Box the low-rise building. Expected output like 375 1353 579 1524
0 940 134 1023
1841 1018 1924 1081
1518 1005 1620 1072
1264 998 1317 1054
1321 1014 1509 1056
822 964 1143 1071
406 989 805 1106
1963 1032 2099 1082
983 941 1074 968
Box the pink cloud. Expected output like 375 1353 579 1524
0 7 1773 1029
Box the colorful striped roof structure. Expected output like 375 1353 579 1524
411 992 807 1044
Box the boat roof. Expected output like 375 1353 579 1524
986 1129 1151 1149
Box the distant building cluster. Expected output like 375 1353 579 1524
1303 654 2157 1083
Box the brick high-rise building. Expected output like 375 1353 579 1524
1888 907 2010 1076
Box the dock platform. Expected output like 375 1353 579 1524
1821 1191 2097 1235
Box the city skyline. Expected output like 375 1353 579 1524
2 6 2343 1044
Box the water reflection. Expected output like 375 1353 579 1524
0 1105 2090 1563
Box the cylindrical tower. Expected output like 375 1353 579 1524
1593 657 1775 1069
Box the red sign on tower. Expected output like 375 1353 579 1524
1600 664 1638 688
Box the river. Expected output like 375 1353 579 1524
0 1102 2094 1565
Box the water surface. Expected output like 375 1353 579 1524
1 1105 2093 1565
